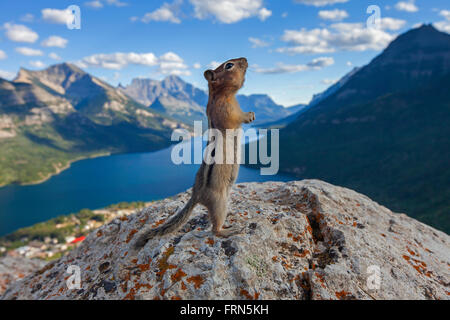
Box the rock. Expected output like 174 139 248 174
1 180 449 300
0 256 46 295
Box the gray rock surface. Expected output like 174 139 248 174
2 180 449 300
0 256 46 295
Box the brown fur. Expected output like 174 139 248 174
132 57 254 249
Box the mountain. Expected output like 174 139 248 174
255 103 308 128
0 63 188 187
255 67 360 129
120 76 208 124
236 94 298 125
309 67 361 107
2 180 449 300
272 25 450 233
121 75 299 126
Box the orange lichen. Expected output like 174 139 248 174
139 217 148 224
171 268 187 283
137 262 151 272
123 287 136 300
294 249 310 258
406 247 417 256
315 272 326 289
272 256 278 262
335 290 352 300
96 230 103 237
119 216 128 221
156 246 176 280
171 295 182 300
240 289 254 300
280 257 291 269
187 275 205 289
205 238 215 246
126 229 138 243
134 282 153 291
152 219 166 228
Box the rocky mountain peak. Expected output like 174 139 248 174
2 180 449 300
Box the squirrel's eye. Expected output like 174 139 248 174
225 63 234 70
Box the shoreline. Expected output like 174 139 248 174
0 152 111 189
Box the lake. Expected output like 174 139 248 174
0 140 294 236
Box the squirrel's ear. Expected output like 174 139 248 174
204 70 215 82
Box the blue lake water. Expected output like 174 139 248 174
0 140 294 236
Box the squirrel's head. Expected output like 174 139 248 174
204 57 248 94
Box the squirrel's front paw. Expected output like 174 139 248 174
244 111 255 123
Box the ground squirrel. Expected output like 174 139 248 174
133 57 254 249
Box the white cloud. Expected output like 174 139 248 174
15 47 44 56
105 0 128 7
29 60 46 68
379 17 406 30
249 37 270 48
252 57 334 74
193 63 201 69
277 19 405 54
440 10 450 20
189 0 271 23
20 13 35 23
395 1 418 13
0 70 15 80
3 23 39 43
85 1 104 8
318 9 348 21
41 8 74 24
76 51 190 75
346 61 352 66
0 50 6 60
41 36 68 48
142 2 181 24
158 52 191 75
294 0 348 7
208 61 221 69
49 52 62 60
321 78 338 85
258 8 272 21
434 10 450 33
77 52 158 70
85 0 128 8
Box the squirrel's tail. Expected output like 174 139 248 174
132 198 197 249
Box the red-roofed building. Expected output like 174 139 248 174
70 236 86 244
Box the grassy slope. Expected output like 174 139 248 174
0 94 175 187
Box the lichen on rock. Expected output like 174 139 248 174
1 180 449 300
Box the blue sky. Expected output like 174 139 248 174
0 0 449 106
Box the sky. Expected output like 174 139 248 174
0 0 449 106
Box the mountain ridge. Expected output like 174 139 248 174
273 24 450 233
0 63 188 187
120 74 300 125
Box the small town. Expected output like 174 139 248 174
0 202 149 261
